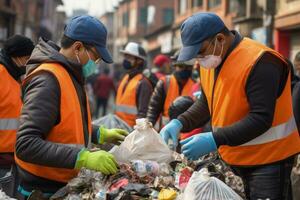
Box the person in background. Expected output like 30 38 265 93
93 67 116 118
0 35 34 198
291 51 300 200
115 42 153 127
147 50 196 129
190 60 201 99
294 52 300 76
152 54 171 79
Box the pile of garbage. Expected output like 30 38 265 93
50 118 245 200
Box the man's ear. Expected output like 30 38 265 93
216 33 226 44
72 41 84 54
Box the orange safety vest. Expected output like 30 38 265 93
162 75 195 125
0 64 22 153
200 38 300 166
15 63 91 183
115 74 143 127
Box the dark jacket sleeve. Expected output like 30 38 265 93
147 79 166 126
178 92 211 132
212 53 288 147
15 72 81 169
136 78 153 118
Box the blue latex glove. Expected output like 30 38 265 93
180 132 217 160
159 119 183 150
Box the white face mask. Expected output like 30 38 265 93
198 39 224 69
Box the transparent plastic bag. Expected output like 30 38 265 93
111 118 173 164
92 114 133 133
183 168 243 200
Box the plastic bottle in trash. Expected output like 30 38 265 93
132 160 160 176
95 189 106 200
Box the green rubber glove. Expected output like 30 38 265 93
98 126 129 145
75 149 118 175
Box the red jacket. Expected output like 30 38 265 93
93 74 116 99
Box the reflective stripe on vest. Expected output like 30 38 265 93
213 116 297 146
115 74 143 127
115 105 138 115
0 118 19 130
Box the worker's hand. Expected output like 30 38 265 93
98 126 129 145
180 132 217 160
75 149 118 175
159 119 183 150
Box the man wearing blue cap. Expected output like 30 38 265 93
160 12 300 199
14 15 128 198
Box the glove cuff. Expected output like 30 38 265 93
173 119 183 130
98 126 107 144
207 132 217 150
74 149 89 169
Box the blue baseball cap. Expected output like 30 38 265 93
177 12 226 62
64 15 113 63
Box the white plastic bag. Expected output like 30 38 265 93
111 118 173 164
0 190 16 200
183 168 243 200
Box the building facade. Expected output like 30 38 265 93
274 0 300 60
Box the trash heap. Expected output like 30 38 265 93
50 118 245 200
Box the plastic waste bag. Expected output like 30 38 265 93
92 114 133 133
111 118 173 164
0 190 17 200
183 168 243 200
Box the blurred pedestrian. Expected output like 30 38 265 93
291 52 300 200
115 42 153 127
294 52 300 76
147 50 196 129
93 67 116 118
153 54 171 79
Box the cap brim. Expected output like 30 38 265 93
173 58 196 66
120 50 146 61
177 43 202 62
96 46 113 64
